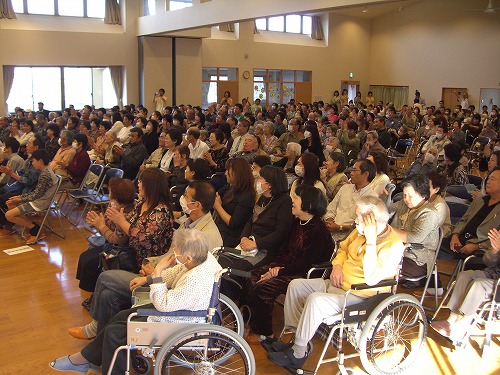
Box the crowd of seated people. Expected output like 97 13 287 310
1 93 499 373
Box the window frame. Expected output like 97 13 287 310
255 14 312 35
7 65 118 112
13 0 108 18
253 69 312 106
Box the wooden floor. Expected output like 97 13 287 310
0 209 499 375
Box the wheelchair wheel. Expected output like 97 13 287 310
132 352 151 374
154 325 255 375
218 293 244 336
359 294 427 375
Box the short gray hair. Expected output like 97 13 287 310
60 129 74 143
367 130 378 140
287 142 301 155
264 121 275 135
356 196 390 224
172 228 209 265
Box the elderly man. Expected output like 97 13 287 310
324 159 377 241
50 228 222 375
274 117 304 156
357 131 386 159
67 180 223 340
232 134 260 163
229 119 252 157
114 127 148 180
49 130 76 180
268 196 405 369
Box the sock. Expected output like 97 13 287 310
82 319 98 338
291 344 307 359
29 224 40 236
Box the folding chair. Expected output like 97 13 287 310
383 183 396 208
80 168 124 228
466 174 483 190
30 174 66 243
388 139 413 179
400 228 444 310
62 163 105 225
445 185 472 202
446 201 469 225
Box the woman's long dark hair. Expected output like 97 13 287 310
139 168 172 217
223 158 255 204
297 152 323 188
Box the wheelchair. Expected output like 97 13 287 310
266 249 428 375
107 268 255 375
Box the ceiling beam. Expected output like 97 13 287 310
137 0 397 36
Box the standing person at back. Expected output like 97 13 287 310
152 88 167 113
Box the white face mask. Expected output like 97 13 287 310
304 130 311 139
252 170 260 180
72 141 79 149
294 165 304 177
256 181 269 196
175 257 186 266
179 195 191 215
58 138 62 146
287 125 294 132
424 153 436 164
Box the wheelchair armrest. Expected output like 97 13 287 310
351 279 397 291
213 246 241 255
310 261 333 269
136 308 208 318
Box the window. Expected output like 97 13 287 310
170 0 192 11
253 69 311 106
6 67 118 112
202 67 237 109
13 0 108 18
255 15 312 35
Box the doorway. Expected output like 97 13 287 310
341 81 360 103
442 87 467 109
479 88 500 112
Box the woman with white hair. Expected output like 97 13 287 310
262 121 278 155
50 228 222 375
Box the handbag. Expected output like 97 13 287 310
3 177 23 193
100 245 139 273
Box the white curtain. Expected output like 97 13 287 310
104 0 121 25
0 0 16 19
109 66 124 108
219 23 235 32
369 85 409 111
311 16 323 40
3 66 15 114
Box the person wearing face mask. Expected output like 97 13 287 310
388 174 440 288
49 129 76 180
422 124 451 158
213 158 256 248
58 133 91 191
76 178 136 302
141 119 159 155
68 168 174 341
357 131 385 159
251 155 272 185
290 153 326 201
405 147 438 178
299 121 325 164
273 117 304 157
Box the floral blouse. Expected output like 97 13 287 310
262 135 278 155
128 201 174 265
209 147 229 172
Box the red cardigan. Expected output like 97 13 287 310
67 149 91 186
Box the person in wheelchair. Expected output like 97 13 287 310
268 196 405 369
431 228 499 342
49 228 222 375
241 185 334 343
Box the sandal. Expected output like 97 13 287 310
49 356 91 373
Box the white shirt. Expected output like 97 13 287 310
229 133 250 156
325 183 378 226
188 139 210 160
290 180 327 201
160 149 174 172
117 125 133 145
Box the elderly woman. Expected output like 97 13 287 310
68 168 174 340
262 121 278 155
50 229 222 375
76 178 136 295
242 185 334 342
431 228 499 342
389 174 440 286
96 131 121 167
58 133 91 191
49 129 76 181
320 151 348 201
203 129 228 173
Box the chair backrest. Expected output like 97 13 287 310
466 174 482 189
396 139 413 149
446 201 469 225
103 168 124 185
82 163 105 191
445 185 472 201
384 183 396 208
